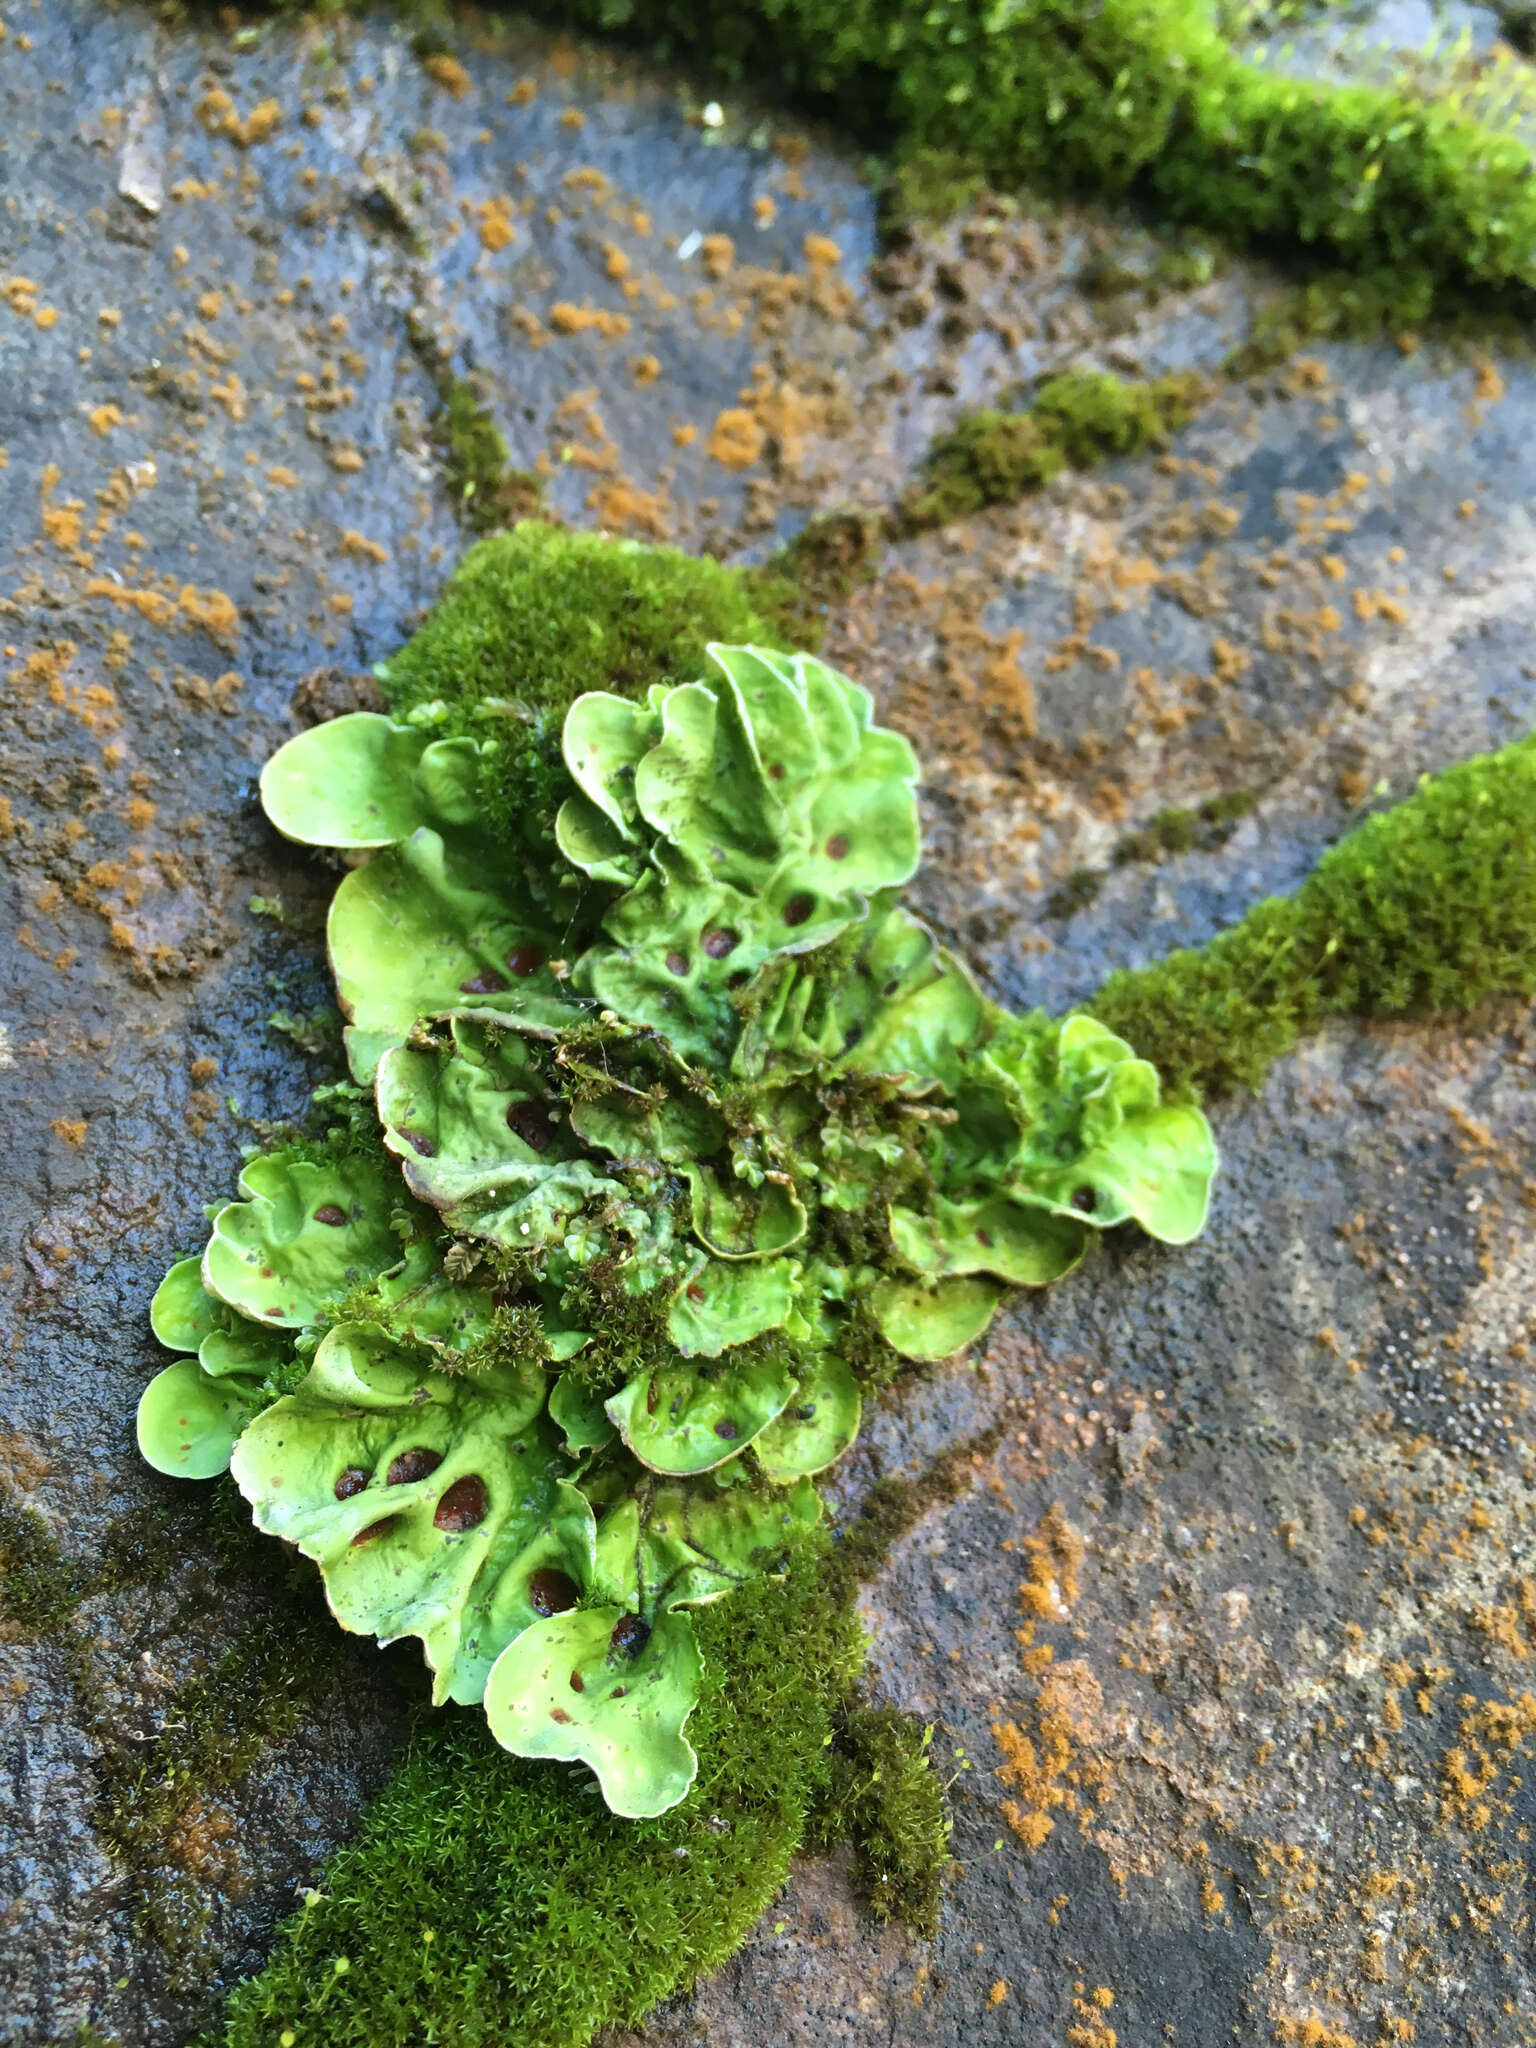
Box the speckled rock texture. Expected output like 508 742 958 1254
2 4 1534 2045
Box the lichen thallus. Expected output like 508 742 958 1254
139 640 1215 1816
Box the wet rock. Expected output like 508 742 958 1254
616 1014 1536 2046
290 665 386 726
1 3 1535 2045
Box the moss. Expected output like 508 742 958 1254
1044 864 1104 921
1114 789 1255 866
896 370 1204 532
0 1486 241 1635
897 408 1064 532
749 508 884 645
375 520 795 838
1092 733 1536 1097
811 1706 950 1936
1224 266 1439 378
1 1474 371 1993
433 377 544 535
1032 368 1204 466
536 0 1536 305
879 144 989 230
207 1532 865 2048
98 1609 360 1988
827 1416 1012 1596
266 1004 346 1064
551 1250 675 1394
0 1492 90 1633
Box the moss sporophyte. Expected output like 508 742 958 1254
138 636 1217 1820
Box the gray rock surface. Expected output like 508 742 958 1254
1 4 1534 2045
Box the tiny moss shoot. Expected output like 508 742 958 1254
811 1706 951 1936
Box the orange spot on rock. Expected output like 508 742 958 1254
705 407 764 469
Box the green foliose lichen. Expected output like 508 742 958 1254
142 557 1216 1822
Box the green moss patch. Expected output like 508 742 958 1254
1092 734 1536 1098
432 378 544 536
879 145 989 230
208 1534 863 2048
375 520 795 833
1114 791 1255 868
0 1484 261 1637
752 508 885 646
896 370 1204 531
811 1706 950 1936
542 0 1536 304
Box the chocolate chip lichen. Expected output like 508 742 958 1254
140 622 1216 1817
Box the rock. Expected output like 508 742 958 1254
1 4 1534 2045
289 665 386 726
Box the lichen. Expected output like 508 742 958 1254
144 627 1215 1816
